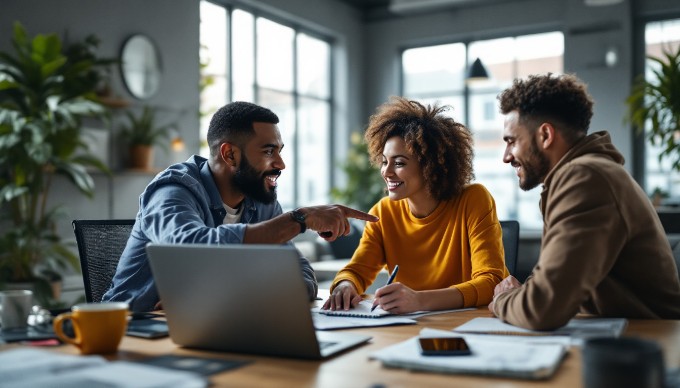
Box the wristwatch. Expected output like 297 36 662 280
290 208 307 234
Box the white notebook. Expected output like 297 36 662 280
314 300 474 319
316 300 391 318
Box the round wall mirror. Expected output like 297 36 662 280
120 34 161 99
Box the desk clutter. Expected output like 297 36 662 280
0 348 249 387
1 296 677 386
370 318 627 380
371 328 568 380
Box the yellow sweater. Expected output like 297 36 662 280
331 183 507 307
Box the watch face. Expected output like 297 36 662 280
291 209 306 234
292 209 306 222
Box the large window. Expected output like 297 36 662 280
200 1 332 210
402 32 564 231
644 19 680 199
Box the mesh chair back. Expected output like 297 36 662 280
328 219 365 260
500 220 520 277
72 219 135 303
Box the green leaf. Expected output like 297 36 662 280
54 160 95 196
626 44 680 170
40 56 67 79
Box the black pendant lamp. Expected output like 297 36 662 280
467 57 489 81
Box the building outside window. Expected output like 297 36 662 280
402 32 564 231
643 19 680 200
200 1 332 210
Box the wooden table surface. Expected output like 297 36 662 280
10 305 678 388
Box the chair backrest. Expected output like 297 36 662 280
72 219 135 303
500 220 520 277
328 219 365 260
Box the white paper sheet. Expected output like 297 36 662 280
0 348 207 388
370 328 568 380
452 317 627 345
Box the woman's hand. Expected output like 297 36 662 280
373 282 422 314
322 281 362 310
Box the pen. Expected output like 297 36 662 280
371 264 399 312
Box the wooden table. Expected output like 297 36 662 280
11 307 680 388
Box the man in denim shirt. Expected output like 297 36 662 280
103 102 378 312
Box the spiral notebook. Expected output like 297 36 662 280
316 300 392 318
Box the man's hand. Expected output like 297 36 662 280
323 281 362 311
301 204 379 241
488 275 521 315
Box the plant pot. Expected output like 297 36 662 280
129 144 154 170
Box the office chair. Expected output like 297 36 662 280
500 220 520 277
328 219 365 260
72 219 135 303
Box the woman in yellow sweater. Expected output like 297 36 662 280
323 97 507 314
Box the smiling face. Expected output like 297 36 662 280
381 136 428 204
502 110 551 191
232 122 285 204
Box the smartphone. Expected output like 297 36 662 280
418 337 471 356
126 319 169 339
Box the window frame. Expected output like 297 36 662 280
399 30 564 231
200 0 335 209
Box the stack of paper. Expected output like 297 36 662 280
0 348 207 387
370 328 568 380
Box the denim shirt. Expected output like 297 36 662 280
102 155 318 312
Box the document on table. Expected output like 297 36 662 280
312 312 417 330
0 348 207 388
370 328 568 380
313 299 475 319
311 300 475 330
452 317 627 345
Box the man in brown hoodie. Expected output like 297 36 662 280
489 73 680 330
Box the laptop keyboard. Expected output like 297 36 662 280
318 341 338 349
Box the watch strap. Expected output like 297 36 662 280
290 208 307 234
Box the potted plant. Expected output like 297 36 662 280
626 45 680 170
330 131 385 212
0 22 111 305
119 105 176 170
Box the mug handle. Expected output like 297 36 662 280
53 313 81 347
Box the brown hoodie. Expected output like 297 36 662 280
494 131 680 330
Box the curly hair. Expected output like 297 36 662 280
497 73 594 143
364 97 474 201
207 101 279 156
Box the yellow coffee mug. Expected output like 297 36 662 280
53 302 129 355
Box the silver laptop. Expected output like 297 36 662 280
146 243 371 359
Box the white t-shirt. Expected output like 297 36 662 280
223 203 243 224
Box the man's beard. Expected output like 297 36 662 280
519 138 550 191
233 156 280 204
